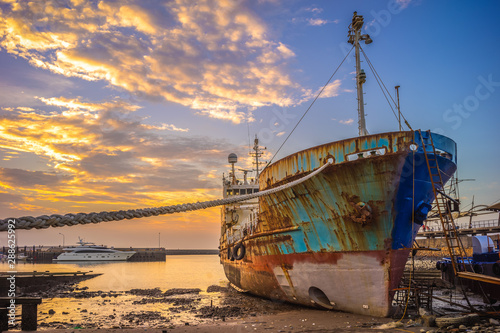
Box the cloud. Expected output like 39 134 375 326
0 97 236 216
0 0 303 123
396 0 412 9
0 168 68 188
339 119 354 125
319 80 342 98
305 7 323 14
308 18 329 26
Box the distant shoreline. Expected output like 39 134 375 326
165 249 219 255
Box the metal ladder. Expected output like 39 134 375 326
418 130 500 285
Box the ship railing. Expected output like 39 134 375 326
467 219 500 228
346 147 386 161
423 219 500 232
226 210 259 243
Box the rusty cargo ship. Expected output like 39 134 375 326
219 12 458 317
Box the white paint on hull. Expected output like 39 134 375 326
273 253 392 317
54 251 135 261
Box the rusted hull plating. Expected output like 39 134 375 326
220 131 457 316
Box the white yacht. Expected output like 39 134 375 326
54 238 135 261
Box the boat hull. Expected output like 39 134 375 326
53 251 135 261
220 131 457 316
223 249 410 316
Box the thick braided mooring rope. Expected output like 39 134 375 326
0 160 333 231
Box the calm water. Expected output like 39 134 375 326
1 255 226 291
1 255 229 329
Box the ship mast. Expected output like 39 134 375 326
348 12 372 136
249 136 265 182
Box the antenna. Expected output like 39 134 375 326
249 136 266 181
238 169 251 185
348 11 372 136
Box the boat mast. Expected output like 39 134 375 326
395 85 402 131
250 136 265 182
348 12 372 136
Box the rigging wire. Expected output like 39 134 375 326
264 45 355 168
359 45 399 122
359 45 413 131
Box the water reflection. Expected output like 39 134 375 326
1 255 229 329
2 255 226 291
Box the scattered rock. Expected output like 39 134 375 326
436 314 478 328
207 285 228 293
374 321 404 329
196 306 243 319
419 314 437 327
127 288 163 297
121 311 168 324
163 288 201 296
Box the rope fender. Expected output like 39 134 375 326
0 160 333 231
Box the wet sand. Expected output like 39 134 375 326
21 309 428 333
13 283 433 332
10 257 500 332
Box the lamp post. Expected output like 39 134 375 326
58 233 65 247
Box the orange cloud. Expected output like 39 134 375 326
0 97 236 221
0 0 306 123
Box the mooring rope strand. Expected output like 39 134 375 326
0 160 333 231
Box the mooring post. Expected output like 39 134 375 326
0 307 8 331
21 303 38 331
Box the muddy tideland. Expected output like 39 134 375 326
7 258 500 332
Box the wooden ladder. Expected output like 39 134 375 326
418 130 500 285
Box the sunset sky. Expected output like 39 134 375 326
1 0 499 249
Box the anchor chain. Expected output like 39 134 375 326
0 160 333 231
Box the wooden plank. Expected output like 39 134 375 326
0 297 42 306
457 271 500 285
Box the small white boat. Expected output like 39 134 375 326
53 238 135 262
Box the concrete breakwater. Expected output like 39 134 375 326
1 247 220 263
2 247 167 263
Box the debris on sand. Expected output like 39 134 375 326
206 285 229 293
163 288 201 296
127 288 163 296
196 305 243 319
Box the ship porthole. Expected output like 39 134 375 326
409 143 418 151
308 287 333 310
